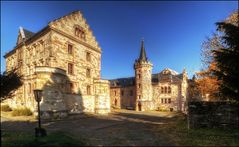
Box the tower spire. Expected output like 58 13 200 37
138 39 147 62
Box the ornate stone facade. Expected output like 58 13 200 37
4 11 110 118
110 40 189 112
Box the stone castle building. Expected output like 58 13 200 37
4 11 110 118
110 41 189 112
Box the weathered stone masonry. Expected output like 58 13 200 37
110 40 189 112
4 11 110 118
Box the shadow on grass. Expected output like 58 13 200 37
1 131 87 147
1 110 239 146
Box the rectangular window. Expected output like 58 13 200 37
68 44 73 55
86 68 91 78
121 90 124 96
75 28 79 37
165 98 167 104
168 87 171 93
86 52 91 62
138 84 141 88
168 98 171 103
87 85 91 95
75 27 86 40
28 83 31 93
161 99 163 103
68 63 74 75
138 74 141 79
114 91 117 96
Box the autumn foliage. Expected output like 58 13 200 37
195 10 239 102
195 62 220 101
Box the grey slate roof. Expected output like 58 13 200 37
110 68 184 88
138 40 148 62
22 29 35 40
110 77 135 87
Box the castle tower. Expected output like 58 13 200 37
134 40 153 111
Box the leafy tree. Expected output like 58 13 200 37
197 10 238 101
188 75 201 101
195 62 220 101
212 11 239 101
0 69 22 101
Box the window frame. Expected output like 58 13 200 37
68 63 74 75
86 52 91 62
86 68 91 78
68 44 73 55
87 85 91 95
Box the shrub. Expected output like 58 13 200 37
1 105 12 112
12 108 33 116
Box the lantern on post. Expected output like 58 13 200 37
33 89 47 137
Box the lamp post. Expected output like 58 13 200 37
33 89 46 137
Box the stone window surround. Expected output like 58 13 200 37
161 98 172 104
86 68 91 78
86 51 91 62
160 86 172 94
74 25 86 40
68 63 74 75
67 43 73 55
87 85 91 95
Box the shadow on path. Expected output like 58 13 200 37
1 110 185 146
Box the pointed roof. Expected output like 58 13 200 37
138 39 148 62
17 27 35 44
5 10 101 58
22 28 35 40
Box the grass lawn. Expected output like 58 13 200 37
1 131 88 147
1 109 238 146
154 115 239 146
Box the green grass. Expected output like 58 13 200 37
1 131 88 147
12 108 33 116
154 115 239 146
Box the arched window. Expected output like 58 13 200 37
161 87 164 93
168 86 171 93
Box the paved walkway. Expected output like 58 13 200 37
1 109 184 146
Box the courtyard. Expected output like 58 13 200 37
1 109 239 146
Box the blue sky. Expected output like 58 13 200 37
1 1 238 79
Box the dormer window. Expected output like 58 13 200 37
74 26 86 40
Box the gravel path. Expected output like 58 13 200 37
1 109 183 146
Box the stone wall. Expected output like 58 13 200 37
110 86 136 109
3 11 111 118
94 79 110 114
188 101 239 129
